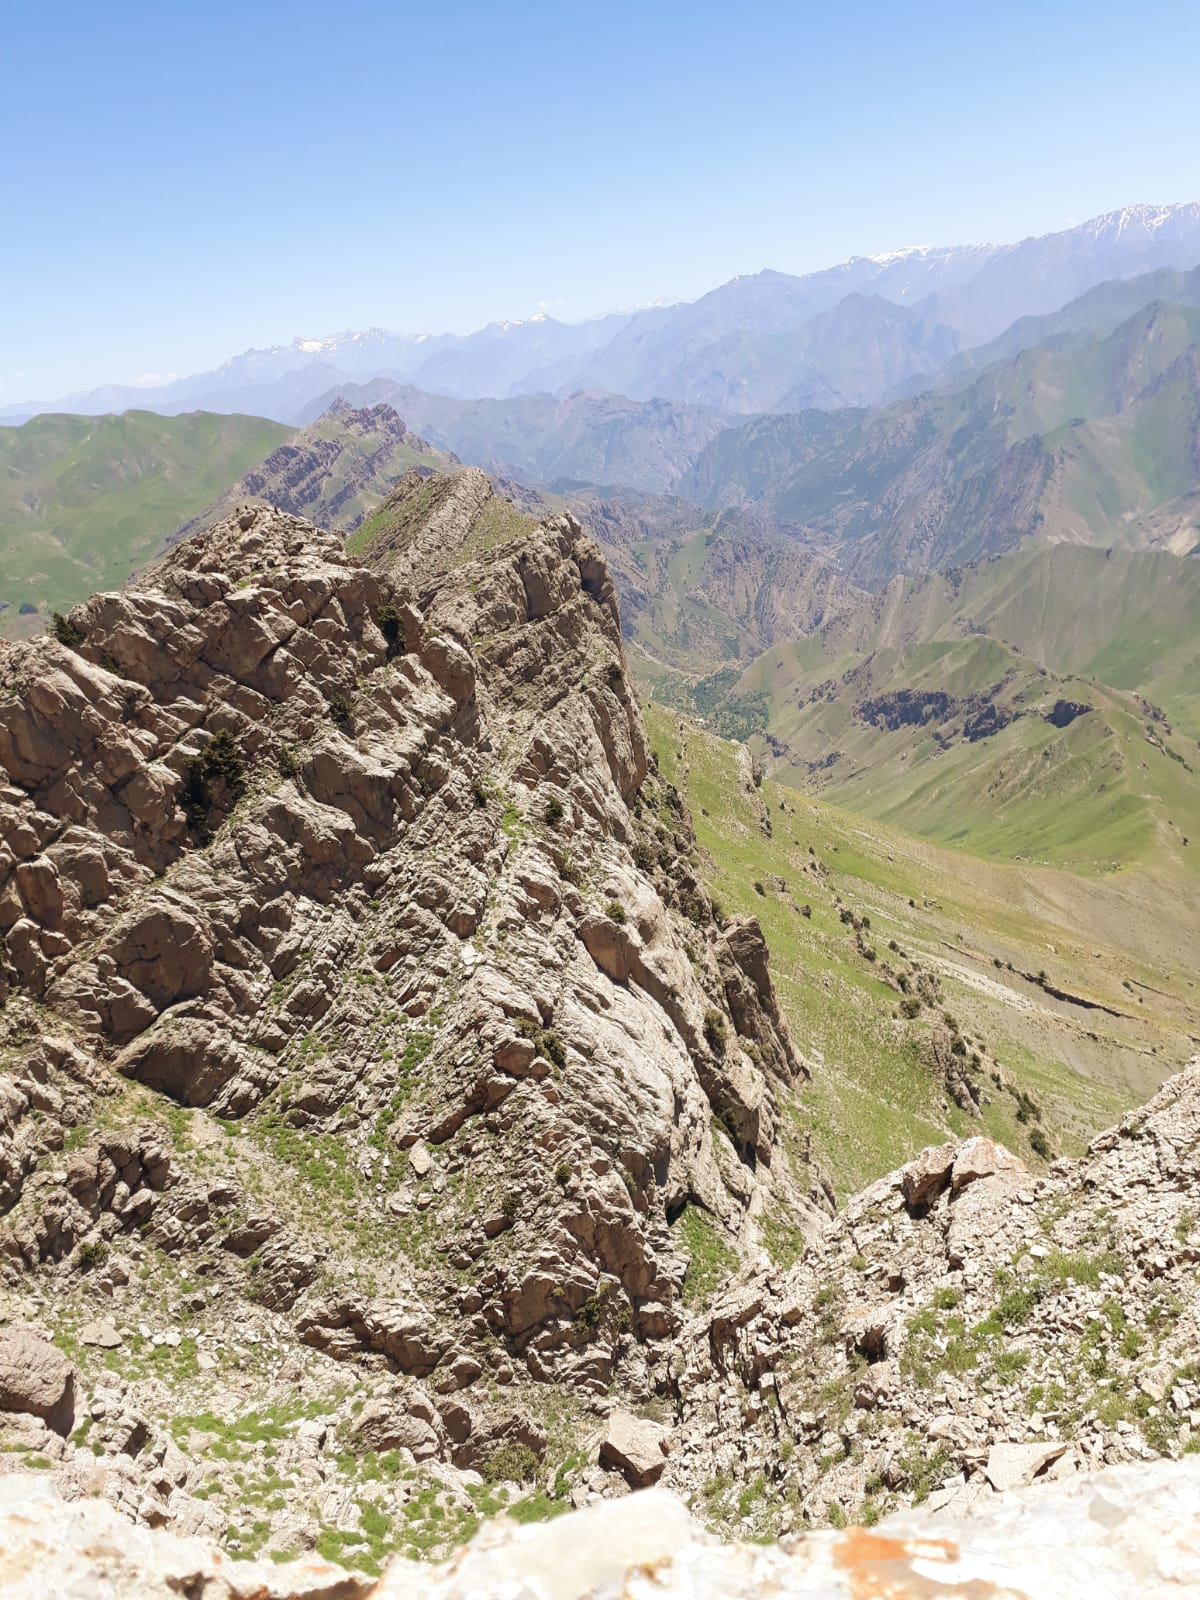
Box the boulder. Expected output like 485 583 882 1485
79 1319 122 1349
985 1439 1069 1493
951 1136 1026 1190
899 1141 956 1207
0 1329 76 1435
599 1408 669 1487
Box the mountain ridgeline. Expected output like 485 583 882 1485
8 203 1200 426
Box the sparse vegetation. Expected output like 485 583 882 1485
183 728 246 832
702 1008 727 1055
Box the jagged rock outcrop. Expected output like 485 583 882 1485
4 1462 1199 1599
0 472 825 1553
662 1059 1200 1535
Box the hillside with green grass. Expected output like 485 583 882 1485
857 543 1200 740
646 703 1200 1200
0 409 290 632
739 633 1200 874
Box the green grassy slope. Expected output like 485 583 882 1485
867 544 1200 740
647 704 1200 1202
0 409 290 630
731 629 1200 876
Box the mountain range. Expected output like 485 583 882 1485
7 203 1200 425
680 296 1200 581
7 270 1200 636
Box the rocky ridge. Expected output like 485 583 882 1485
178 401 459 543
0 471 826 1560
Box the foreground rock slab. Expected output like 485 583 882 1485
3 1457 1200 1598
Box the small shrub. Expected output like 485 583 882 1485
702 1008 727 1055
278 745 301 779
326 691 354 729
900 995 922 1019
554 1161 571 1185
543 795 564 828
575 1287 610 1330
183 729 246 831
51 612 84 648
1015 1090 1042 1125
483 1441 538 1485
1029 1127 1053 1160
981 1283 1043 1331
470 775 488 807
376 603 404 656
604 900 627 925
515 1015 567 1070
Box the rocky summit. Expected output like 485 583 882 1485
1 468 1200 1586
0 473 826 1561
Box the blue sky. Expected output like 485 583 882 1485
4 0 1199 397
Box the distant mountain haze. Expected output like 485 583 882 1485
6 204 1200 425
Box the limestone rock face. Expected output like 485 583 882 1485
3 1460 1200 1600
181 401 460 541
0 473 826 1551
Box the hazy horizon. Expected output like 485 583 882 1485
6 0 1200 398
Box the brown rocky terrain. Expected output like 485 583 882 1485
0 469 827 1562
2 463 1199 1581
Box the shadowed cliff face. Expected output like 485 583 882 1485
0 471 827 1552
